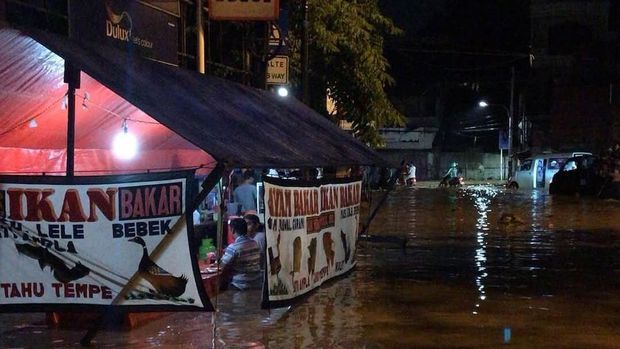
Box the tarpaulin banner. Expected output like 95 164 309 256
0 171 212 312
262 177 361 307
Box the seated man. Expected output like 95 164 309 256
220 218 262 290
244 214 266 269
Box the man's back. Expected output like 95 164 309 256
221 235 262 290
233 183 257 212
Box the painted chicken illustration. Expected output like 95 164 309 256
128 237 188 297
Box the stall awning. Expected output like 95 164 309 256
0 26 384 175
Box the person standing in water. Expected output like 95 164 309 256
406 162 417 186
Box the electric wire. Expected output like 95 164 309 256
0 93 68 138
74 92 160 125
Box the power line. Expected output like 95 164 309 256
385 45 530 58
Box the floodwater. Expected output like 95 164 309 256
2 183 620 348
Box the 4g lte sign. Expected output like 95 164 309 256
208 0 279 21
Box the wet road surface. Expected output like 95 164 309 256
2 183 620 348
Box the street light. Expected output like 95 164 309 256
479 100 512 180
277 86 289 97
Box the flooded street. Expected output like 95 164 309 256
2 184 620 348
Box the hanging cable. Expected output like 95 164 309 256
75 92 160 125
0 92 68 138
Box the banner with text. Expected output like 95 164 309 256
69 0 179 65
0 171 212 312
263 178 361 307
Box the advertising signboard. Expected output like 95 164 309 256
208 0 279 21
0 171 212 312
262 177 361 307
69 0 179 66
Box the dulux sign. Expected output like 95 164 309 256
69 0 179 66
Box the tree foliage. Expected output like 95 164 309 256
287 0 405 146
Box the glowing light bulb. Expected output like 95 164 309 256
277 86 289 97
112 122 138 160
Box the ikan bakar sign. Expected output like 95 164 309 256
262 177 361 307
0 171 211 312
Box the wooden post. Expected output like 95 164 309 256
64 61 80 176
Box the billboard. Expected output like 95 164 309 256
0 171 212 312
69 0 179 65
262 177 361 307
208 0 279 21
379 128 437 150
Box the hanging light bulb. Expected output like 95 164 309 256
112 119 138 160
61 95 68 110
81 92 90 110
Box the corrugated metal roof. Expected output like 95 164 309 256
4 27 384 169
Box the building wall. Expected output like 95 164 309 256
531 0 610 68
550 84 617 152
528 0 618 153
377 149 505 181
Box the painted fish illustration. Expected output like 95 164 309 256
323 232 335 268
341 230 351 263
307 238 317 276
268 233 282 276
15 243 90 283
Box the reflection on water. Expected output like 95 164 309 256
2 185 620 348
470 186 496 311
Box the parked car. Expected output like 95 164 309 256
549 155 604 196
506 151 592 192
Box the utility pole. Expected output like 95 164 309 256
301 0 309 104
508 66 515 177
196 0 205 74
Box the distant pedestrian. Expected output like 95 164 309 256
445 161 459 178
406 162 416 186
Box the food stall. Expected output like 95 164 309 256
0 26 384 343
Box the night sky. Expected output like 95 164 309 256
378 0 532 151
379 0 530 85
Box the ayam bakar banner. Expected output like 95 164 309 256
0 171 212 312
263 177 361 307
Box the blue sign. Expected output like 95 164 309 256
498 129 509 150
